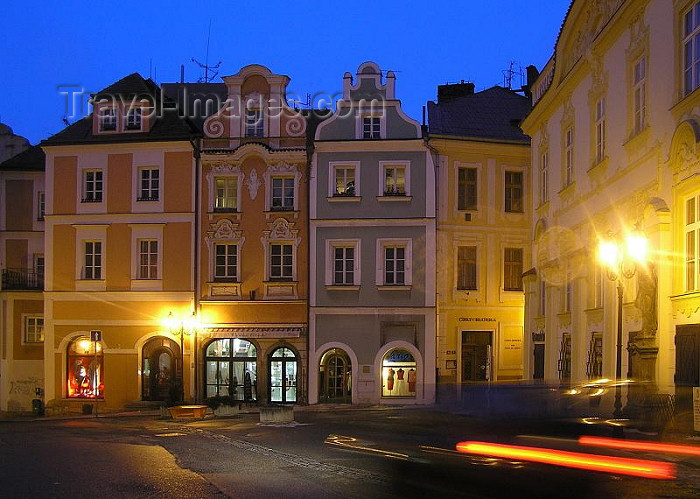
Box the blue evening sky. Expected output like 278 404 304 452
0 1 571 145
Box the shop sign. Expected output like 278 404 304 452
90 330 102 342
459 317 496 322
532 331 545 342
387 349 414 363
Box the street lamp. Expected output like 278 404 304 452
597 229 648 421
164 311 199 403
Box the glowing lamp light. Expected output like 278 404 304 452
455 441 675 480
626 233 648 263
597 240 620 269
163 311 178 331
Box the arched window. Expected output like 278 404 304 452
205 339 257 401
381 348 416 398
142 336 180 401
270 347 297 403
67 336 104 399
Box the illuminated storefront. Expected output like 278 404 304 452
381 348 417 398
270 347 297 403
205 339 257 401
67 336 104 399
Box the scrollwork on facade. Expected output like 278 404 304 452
205 218 245 246
285 117 306 137
261 218 301 246
246 168 262 200
204 116 225 138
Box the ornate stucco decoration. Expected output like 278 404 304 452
561 97 575 125
205 218 245 246
267 161 302 176
670 120 700 185
538 122 549 149
246 168 262 199
627 13 649 59
285 116 306 136
204 115 226 138
261 218 301 246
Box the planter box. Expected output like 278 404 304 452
214 404 240 417
168 405 208 419
260 405 294 423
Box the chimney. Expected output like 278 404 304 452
437 81 475 103
521 65 539 99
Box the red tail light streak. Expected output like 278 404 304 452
455 441 675 480
579 436 700 457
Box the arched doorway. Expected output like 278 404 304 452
142 337 180 401
270 347 297 403
381 348 417 398
319 348 351 403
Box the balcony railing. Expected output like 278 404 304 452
1 268 44 290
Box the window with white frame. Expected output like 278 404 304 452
539 152 548 204
382 164 406 196
215 177 238 211
34 254 44 281
245 109 264 137
504 171 523 213
138 240 158 279
458 167 477 210
457 246 477 290
684 2 700 96
271 177 295 210
563 273 573 313
333 246 355 285
633 56 647 134
270 243 293 281
138 167 159 201
686 194 700 291
99 108 117 131
384 246 406 285
125 107 142 130
83 241 102 279
332 164 357 197
214 243 238 281
24 316 44 343
595 97 606 163
503 247 523 291
362 116 381 139
82 170 103 202
564 126 574 186
38 191 45 220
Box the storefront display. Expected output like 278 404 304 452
205 339 257 401
67 336 104 399
381 349 416 398
270 347 297 403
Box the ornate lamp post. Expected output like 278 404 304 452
598 230 648 422
165 311 199 403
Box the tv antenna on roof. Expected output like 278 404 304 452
192 19 222 83
502 61 524 90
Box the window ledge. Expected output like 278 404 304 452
377 285 411 291
327 196 361 203
377 195 412 202
325 285 360 291
136 197 160 202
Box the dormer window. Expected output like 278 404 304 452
363 116 381 139
126 108 142 130
99 108 117 131
245 109 264 137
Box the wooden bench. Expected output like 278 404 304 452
168 405 208 419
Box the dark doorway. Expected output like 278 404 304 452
533 343 545 379
319 348 351 403
461 331 491 382
142 337 180 401
675 325 700 411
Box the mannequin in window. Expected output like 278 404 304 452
387 368 395 392
396 368 405 395
407 368 416 393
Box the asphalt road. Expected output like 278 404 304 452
1 407 699 498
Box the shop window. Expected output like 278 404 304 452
270 347 297 403
586 332 603 379
205 339 257 401
67 336 104 399
557 333 572 382
381 348 417 397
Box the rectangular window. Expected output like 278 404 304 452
458 167 477 210
686 195 700 291
504 171 523 213
271 177 295 210
595 97 606 163
383 165 406 195
558 333 572 381
586 333 603 379
564 126 574 186
539 152 548 204
83 170 103 202
363 116 381 139
99 108 116 131
138 167 159 201
333 165 356 196
24 316 44 343
384 246 406 285
684 2 700 96
563 273 573 313
504 247 523 291
138 240 158 279
333 246 355 285
457 246 477 290
270 244 293 280
38 191 45 220
34 254 45 281
126 108 142 130
214 244 238 280
594 264 605 308
84 241 102 280
245 109 264 137
633 56 647 134
215 177 238 211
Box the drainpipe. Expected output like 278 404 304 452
191 136 202 402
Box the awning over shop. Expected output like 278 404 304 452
202 326 304 339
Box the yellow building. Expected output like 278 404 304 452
521 0 700 417
428 82 532 388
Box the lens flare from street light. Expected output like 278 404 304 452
626 233 648 263
598 240 619 269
